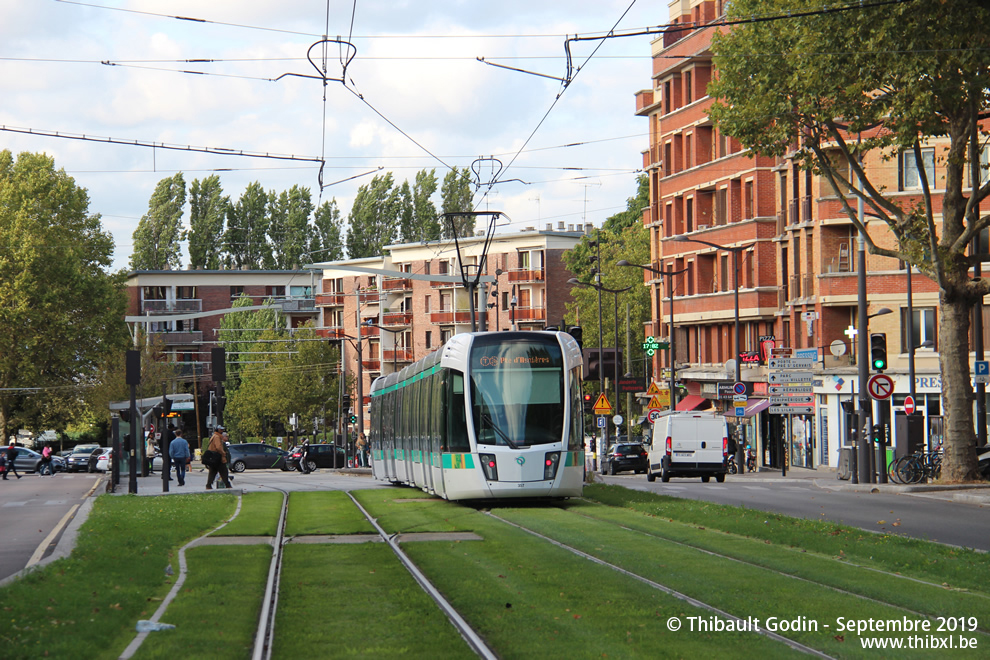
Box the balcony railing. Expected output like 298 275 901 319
280 298 315 312
789 274 802 300
358 289 380 304
788 199 799 225
315 293 344 306
382 311 412 326
382 277 412 292
383 349 415 363
430 309 473 324
149 331 202 345
360 325 378 338
507 269 544 283
801 195 812 223
362 359 381 372
141 299 203 314
512 306 546 321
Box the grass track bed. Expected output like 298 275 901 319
212 491 283 536
273 544 474 659
285 491 376 536
494 504 989 657
134 545 271 659
0 493 236 660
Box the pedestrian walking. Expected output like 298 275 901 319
168 428 191 486
5 441 22 479
41 445 54 476
300 441 311 474
203 427 232 490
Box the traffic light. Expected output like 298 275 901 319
583 393 594 414
870 333 888 372
871 424 884 444
349 414 357 424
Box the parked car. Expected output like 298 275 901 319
287 443 346 472
227 443 292 473
95 448 113 472
601 442 649 475
9 447 65 474
66 444 102 472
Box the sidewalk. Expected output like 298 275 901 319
728 464 990 504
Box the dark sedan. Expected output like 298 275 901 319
601 442 649 475
66 445 102 472
286 443 347 472
227 443 291 473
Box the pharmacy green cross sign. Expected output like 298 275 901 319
642 336 669 356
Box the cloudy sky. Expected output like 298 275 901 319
1 1 661 271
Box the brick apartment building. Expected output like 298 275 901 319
312 226 584 432
633 0 960 471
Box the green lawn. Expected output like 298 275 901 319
213 491 284 536
284 490 376 536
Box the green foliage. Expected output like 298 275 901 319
130 173 186 271
217 295 284 388
0 150 128 441
186 174 228 270
563 176 651 371
307 198 344 263
346 172 400 258
269 184 313 269
223 181 272 269
440 166 476 238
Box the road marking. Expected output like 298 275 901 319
26 504 79 567
2 501 28 507
742 486 768 490
44 500 68 505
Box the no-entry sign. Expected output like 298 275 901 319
904 395 916 415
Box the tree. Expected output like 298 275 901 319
707 0 990 480
0 150 129 441
563 176 651 361
346 173 399 258
269 185 313 269
223 182 273 270
130 173 186 270
440 167 476 238
217 295 284 388
308 199 344 263
186 175 228 270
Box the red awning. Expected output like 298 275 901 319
676 394 712 411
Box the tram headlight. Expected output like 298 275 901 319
543 451 560 480
479 453 498 481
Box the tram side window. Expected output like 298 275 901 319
433 369 444 453
445 371 470 452
569 368 584 451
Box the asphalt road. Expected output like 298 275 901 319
606 472 990 551
0 472 101 582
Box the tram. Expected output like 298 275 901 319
368 331 585 500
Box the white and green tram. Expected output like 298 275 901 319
368 331 585 501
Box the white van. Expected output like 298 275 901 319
647 411 729 483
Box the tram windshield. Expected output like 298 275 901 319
469 335 565 447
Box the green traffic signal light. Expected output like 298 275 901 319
350 415 357 424
870 333 887 372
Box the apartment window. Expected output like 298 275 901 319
720 254 729 292
425 330 433 348
424 261 431 275
266 285 285 298
900 148 935 190
902 307 937 352
177 286 196 299
715 188 727 225
684 70 693 104
441 328 453 344
424 296 432 313
744 181 754 219
290 285 311 297
230 286 245 298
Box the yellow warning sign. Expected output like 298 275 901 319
648 395 664 409
593 393 613 415
646 381 661 395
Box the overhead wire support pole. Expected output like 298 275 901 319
446 211 503 332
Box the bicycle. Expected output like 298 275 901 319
889 447 942 484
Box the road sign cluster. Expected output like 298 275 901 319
768 355 813 415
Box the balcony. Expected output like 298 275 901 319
315 293 344 306
382 311 412 327
358 289 380 304
507 269 545 283
431 278 455 288
430 309 473 324
149 331 202 345
280 297 315 312
360 325 378 338
362 359 381 372
512 306 546 321
141 299 202 314
383 349 415 363
320 327 346 340
382 277 412 292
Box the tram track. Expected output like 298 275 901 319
251 487 290 660
485 510 834 658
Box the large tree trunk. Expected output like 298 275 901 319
939 293 979 481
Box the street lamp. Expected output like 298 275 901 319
329 332 364 466
569 278 631 462
617 260 688 411
674 236 748 473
